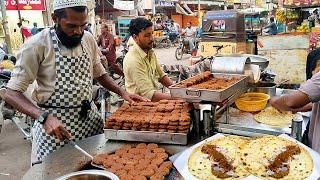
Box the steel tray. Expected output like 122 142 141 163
169 73 249 102
104 129 188 145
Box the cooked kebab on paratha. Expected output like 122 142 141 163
254 107 297 128
188 135 314 180
188 136 250 179
241 136 313 180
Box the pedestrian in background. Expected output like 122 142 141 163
85 23 93 34
181 22 196 51
309 9 319 27
168 20 179 44
98 24 124 76
31 22 39 35
263 17 278 35
17 22 32 39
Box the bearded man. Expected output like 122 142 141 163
3 0 145 163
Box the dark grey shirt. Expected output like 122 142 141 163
265 22 278 35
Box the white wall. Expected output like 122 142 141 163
7 10 45 29
6 10 44 49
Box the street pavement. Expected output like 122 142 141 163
154 46 191 65
0 46 190 180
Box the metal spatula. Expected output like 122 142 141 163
65 140 105 170
65 139 93 159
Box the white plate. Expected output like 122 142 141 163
171 133 320 180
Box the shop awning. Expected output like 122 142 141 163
176 3 197 16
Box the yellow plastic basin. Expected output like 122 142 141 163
235 92 270 112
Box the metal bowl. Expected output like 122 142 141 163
251 86 276 97
251 82 277 97
56 170 119 180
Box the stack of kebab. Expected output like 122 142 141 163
93 143 173 180
104 100 191 133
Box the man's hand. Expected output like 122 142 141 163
102 48 110 53
270 92 311 113
120 91 149 104
291 103 313 114
100 49 108 54
100 55 108 68
100 55 107 61
43 115 72 141
160 75 174 88
270 96 289 112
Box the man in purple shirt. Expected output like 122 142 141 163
271 72 320 153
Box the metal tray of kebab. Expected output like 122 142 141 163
104 100 192 145
104 129 188 145
169 72 250 102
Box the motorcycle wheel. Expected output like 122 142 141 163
175 46 183 60
116 57 124 69
110 57 124 80
109 70 120 80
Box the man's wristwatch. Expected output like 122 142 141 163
38 112 50 124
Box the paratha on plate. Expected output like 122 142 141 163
254 107 297 128
188 136 250 180
241 136 313 180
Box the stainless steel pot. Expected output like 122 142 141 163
251 80 290 97
56 170 119 180
252 86 276 97
251 82 276 97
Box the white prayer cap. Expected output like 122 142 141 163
53 0 87 11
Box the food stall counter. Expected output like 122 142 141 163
22 134 189 180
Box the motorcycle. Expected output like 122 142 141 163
153 31 172 49
168 32 179 47
0 70 33 140
175 36 200 60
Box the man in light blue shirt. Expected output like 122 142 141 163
31 22 39 35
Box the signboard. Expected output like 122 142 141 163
6 0 46 10
141 0 152 9
225 0 252 5
114 0 135 11
240 0 253 3
159 1 176 7
283 0 318 7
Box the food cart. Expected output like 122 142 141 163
199 10 248 57
22 54 320 180
117 16 135 39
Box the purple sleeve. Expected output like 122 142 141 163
299 72 320 102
